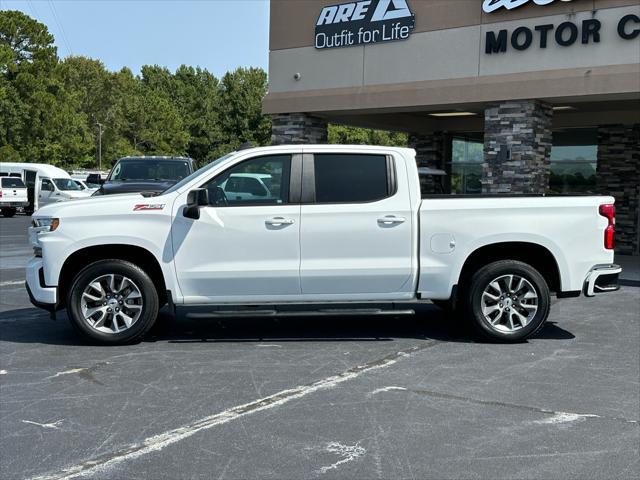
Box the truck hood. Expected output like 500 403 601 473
96 180 175 196
34 192 154 218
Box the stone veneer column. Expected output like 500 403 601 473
597 125 640 255
482 100 553 194
408 132 447 194
271 113 328 145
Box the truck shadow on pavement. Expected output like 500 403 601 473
0 304 575 346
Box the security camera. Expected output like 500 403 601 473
293 72 301 81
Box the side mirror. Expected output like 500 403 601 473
87 174 104 185
184 188 209 220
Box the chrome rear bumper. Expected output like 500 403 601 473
584 264 622 297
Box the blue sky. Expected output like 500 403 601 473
0 0 270 77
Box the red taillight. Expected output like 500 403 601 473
0 191 3 197
599 204 615 250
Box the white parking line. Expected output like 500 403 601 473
30 341 439 480
0 280 24 287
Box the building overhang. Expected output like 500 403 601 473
263 63 640 115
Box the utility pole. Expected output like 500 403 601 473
96 123 103 170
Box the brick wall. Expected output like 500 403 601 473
597 124 640 255
482 100 553 194
271 113 328 145
408 132 447 194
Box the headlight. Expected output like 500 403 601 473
32 217 60 232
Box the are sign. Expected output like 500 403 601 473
315 0 415 50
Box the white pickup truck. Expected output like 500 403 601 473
0 176 29 217
26 145 621 345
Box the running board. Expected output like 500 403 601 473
186 308 415 319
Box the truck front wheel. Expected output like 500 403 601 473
66 260 159 345
465 260 550 343
1 208 16 217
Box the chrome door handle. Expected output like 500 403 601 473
265 217 295 226
378 216 406 225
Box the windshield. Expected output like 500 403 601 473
109 159 191 182
162 153 236 195
1 178 25 188
53 178 81 191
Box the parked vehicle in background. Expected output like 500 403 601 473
26 145 621 345
221 173 275 202
0 177 29 217
90 156 195 196
0 163 93 213
70 170 108 194
71 178 99 194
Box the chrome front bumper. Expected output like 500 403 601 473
584 264 622 297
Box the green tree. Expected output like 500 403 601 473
0 10 57 79
173 65 223 163
216 67 271 158
0 10 91 166
141 64 223 163
328 124 407 147
121 78 189 156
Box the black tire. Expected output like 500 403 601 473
463 260 550 343
1 208 16 218
66 260 159 345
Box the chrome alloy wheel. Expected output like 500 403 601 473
480 274 539 333
80 274 143 334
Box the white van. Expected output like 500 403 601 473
0 163 93 212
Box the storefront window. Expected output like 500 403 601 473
450 129 598 195
451 136 483 194
550 129 598 194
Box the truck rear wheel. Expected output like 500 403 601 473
1 208 16 217
464 260 550 343
66 260 159 345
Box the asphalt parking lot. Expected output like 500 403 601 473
1 215 639 480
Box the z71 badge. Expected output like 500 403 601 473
133 204 165 211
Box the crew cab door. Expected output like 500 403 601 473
171 153 302 302
299 152 414 296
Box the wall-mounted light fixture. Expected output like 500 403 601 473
428 112 477 117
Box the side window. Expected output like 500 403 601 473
41 179 53 192
313 154 390 204
203 155 292 207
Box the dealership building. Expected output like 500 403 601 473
263 0 640 255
